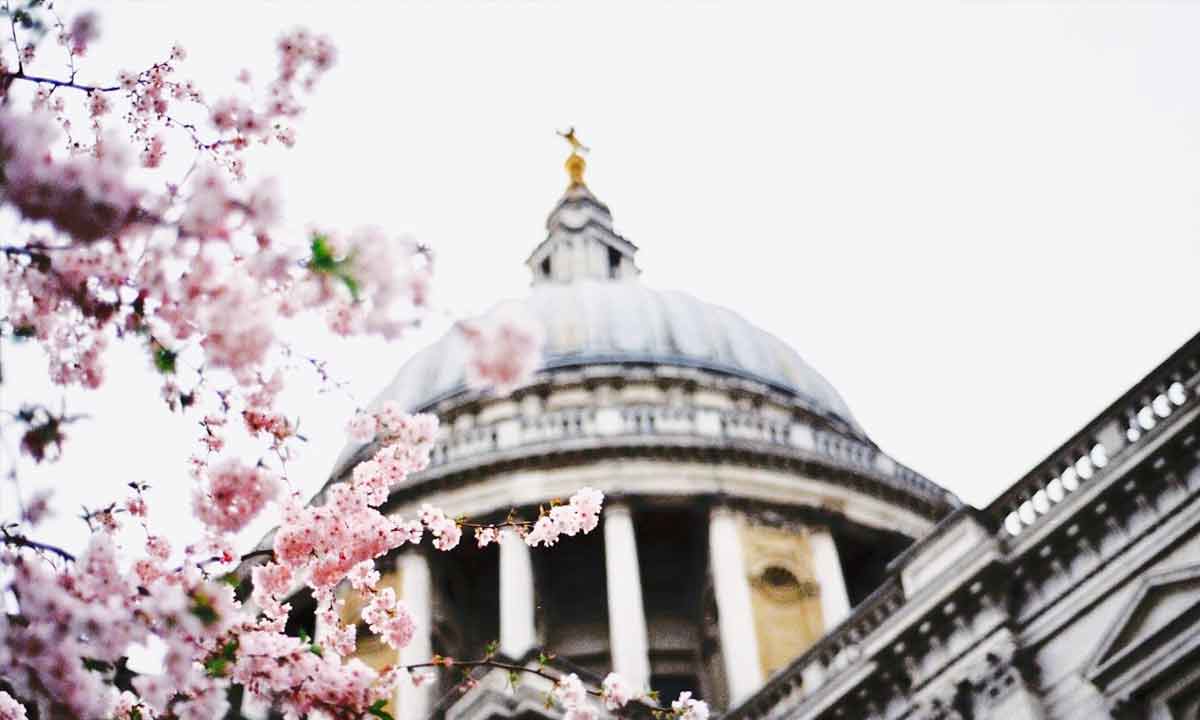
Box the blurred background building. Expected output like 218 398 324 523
263 147 1200 720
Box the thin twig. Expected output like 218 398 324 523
7 0 22 75
405 657 571 690
1 527 76 562
3 69 119 93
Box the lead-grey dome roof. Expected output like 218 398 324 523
374 279 864 435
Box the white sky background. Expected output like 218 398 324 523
5 1 1200 556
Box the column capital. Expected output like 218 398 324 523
605 497 634 513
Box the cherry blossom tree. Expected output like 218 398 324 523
0 4 704 720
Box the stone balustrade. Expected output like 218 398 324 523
418 402 945 507
724 575 907 720
985 333 1200 539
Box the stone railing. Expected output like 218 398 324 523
725 574 907 720
984 332 1200 538
421 403 947 507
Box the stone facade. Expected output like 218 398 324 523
727 334 1200 720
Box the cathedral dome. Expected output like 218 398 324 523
375 280 864 436
305 146 958 719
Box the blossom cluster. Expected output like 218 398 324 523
471 486 604 550
192 458 280 534
1 404 446 718
250 405 439 672
0 691 27 720
672 691 712 720
524 487 604 548
553 672 709 720
0 111 143 242
1 12 431 475
0 534 239 719
0 6 699 720
361 586 416 650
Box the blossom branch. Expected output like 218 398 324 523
403 656 565 686
6 0 22 74
1 68 120 93
0 526 76 562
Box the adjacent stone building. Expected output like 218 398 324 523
282 148 1200 720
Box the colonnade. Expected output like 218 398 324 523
391 504 852 718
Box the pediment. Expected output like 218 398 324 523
1088 563 1200 689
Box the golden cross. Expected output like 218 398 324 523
557 127 589 154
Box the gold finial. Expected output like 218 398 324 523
557 126 589 186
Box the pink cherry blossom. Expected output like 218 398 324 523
475 526 500 548
459 301 544 394
0 111 143 243
525 488 605 548
0 11 698 719
420 503 462 551
602 672 634 710
0 691 27 720
65 11 99 55
555 673 588 707
192 458 279 534
346 411 377 443
362 589 416 650
145 534 171 561
672 691 711 720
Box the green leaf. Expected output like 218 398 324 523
152 342 176 374
338 270 361 302
82 657 113 672
306 232 361 302
189 591 220 626
366 699 394 720
204 639 238 678
307 233 338 272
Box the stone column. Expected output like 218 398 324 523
397 550 434 720
709 505 764 703
604 502 652 692
500 528 538 657
808 527 852 630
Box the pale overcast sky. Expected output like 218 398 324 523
6 1 1200 554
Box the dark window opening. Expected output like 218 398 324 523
835 526 912 606
536 526 611 675
652 674 701 705
283 589 316 640
607 247 621 278
541 257 552 277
